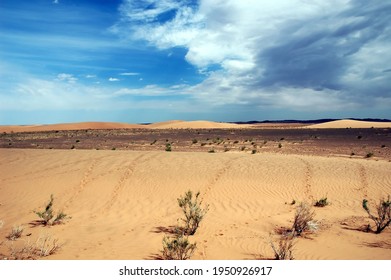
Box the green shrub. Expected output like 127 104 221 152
165 143 172 152
161 233 196 260
314 197 329 207
34 195 69 226
177 191 209 235
362 196 391 234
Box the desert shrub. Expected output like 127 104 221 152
292 202 316 236
365 152 373 158
208 149 215 153
6 225 24 241
165 143 172 152
278 143 282 148
269 234 295 260
362 196 391 234
161 233 196 260
34 195 69 226
177 190 209 235
7 233 62 260
251 149 257 154
314 197 329 207
192 139 198 144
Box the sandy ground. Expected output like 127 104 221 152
1 148 390 260
306 120 391 129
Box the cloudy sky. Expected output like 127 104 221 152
1 0 390 124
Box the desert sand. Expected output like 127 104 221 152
1 148 390 260
306 119 391 129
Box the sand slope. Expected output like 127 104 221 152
0 149 390 260
306 120 391 129
148 120 246 129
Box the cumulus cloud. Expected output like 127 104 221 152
108 77 120 82
116 0 391 112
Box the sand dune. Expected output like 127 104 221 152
306 119 391 129
1 149 390 260
0 120 247 133
148 120 247 129
0 122 145 133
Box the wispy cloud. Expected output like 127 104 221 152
56 73 77 83
53 0 59 4
119 72 139 76
108 77 120 82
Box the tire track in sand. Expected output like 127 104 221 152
99 153 158 214
63 158 100 209
295 156 314 201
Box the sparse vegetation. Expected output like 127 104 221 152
177 190 209 235
362 196 391 234
278 143 282 148
292 202 316 236
150 139 157 145
251 149 257 154
314 197 329 207
33 194 69 226
6 233 62 260
161 233 196 260
208 149 215 153
192 139 198 144
269 234 295 260
6 225 24 241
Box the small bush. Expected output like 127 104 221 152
7 233 62 260
269 234 295 260
314 197 329 207
362 196 391 234
278 143 282 148
251 149 257 154
192 139 198 144
34 195 69 226
165 143 172 152
161 233 196 260
177 190 209 235
292 202 316 236
208 149 215 153
6 225 24 241
365 152 374 158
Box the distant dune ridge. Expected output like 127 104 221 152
305 119 391 129
0 120 247 133
0 149 390 259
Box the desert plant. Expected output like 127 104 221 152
208 149 215 153
34 195 69 226
314 197 329 207
177 190 209 235
6 225 24 241
7 233 62 260
292 202 316 236
269 234 295 260
362 196 391 234
165 143 172 152
365 152 373 158
192 139 198 144
161 233 196 260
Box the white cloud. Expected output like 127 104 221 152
115 0 391 113
108 77 120 82
53 0 59 4
85 74 96 79
56 73 77 83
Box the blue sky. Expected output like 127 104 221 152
0 0 390 124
